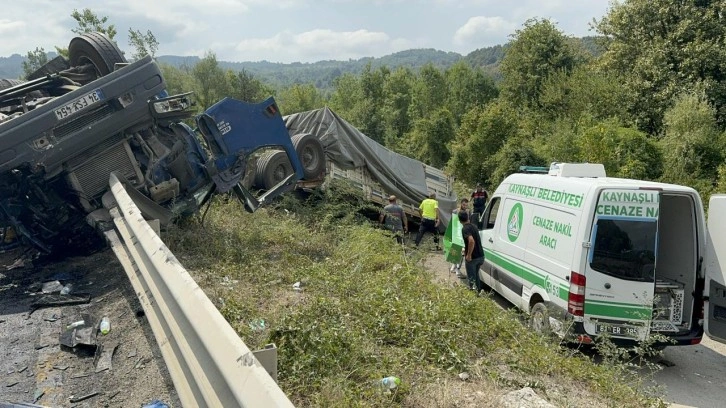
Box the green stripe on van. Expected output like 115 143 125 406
483 249 652 319
484 249 569 301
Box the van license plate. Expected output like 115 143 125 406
54 89 104 120
596 324 639 337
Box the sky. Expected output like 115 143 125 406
1 0 612 63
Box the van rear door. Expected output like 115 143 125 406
583 188 660 341
705 194 726 343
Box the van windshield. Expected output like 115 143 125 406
590 218 657 282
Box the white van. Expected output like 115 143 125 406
478 162 726 347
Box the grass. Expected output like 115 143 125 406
164 182 666 407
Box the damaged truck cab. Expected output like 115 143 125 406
0 32 303 255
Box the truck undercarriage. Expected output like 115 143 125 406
0 32 304 256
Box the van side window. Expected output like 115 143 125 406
482 197 500 230
590 218 657 282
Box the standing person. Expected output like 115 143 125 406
459 210 484 294
415 192 441 250
450 198 471 277
470 184 489 228
379 195 408 244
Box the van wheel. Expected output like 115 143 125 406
530 303 551 335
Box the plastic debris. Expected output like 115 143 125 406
99 316 110 335
142 400 170 408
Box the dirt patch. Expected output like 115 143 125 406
0 248 178 407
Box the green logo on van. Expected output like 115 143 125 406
507 203 523 242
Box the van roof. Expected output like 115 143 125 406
502 173 698 195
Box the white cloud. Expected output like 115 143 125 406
0 19 26 35
453 16 516 47
234 29 409 62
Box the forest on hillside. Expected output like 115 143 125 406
14 1 726 201
156 0 726 202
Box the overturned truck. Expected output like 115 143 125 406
0 32 305 255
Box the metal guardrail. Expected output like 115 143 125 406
104 172 294 408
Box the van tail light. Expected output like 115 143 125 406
568 271 586 317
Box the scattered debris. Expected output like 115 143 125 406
31 293 91 311
108 390 121 400
458 372 470 381
52 365 69 371
33 344 49 350
18 366 28 373
69 391 99 403
59 313 97 349
5 381 19 388
71 373 92 379
127 348 138 358
44 314 61 322
142 399 170 408
33 389 45 403
292 281 303 292
95 342 119 373
41 280 64 294
248 319 266 331
59 284 73 295
5 257 26 270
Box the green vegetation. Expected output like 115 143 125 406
166 184 665 407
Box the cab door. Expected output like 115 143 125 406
479 197 501 288
582 188 660 341
705 194 726 343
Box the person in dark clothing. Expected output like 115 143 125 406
379 195 408 244
470 184 488 229
459 210 485 294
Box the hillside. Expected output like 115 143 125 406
0 37 602 87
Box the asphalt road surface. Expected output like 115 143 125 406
655 335 726 408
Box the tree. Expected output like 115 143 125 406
128 29 159 60
22 47 48 78
192 52 229 109
382 67 414 146
449 101 519 186
596 0 726 133
410 64 446 120
405 108 455 168
227 69 272 103
577 119 662 181
444 61 498 125
70 8 117 39
499 18 583 110
659 91 724 196
277 84 325 115
54 8 118 57
329 73 362 120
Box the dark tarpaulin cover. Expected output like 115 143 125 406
283 107 457 227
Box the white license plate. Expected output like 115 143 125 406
597 323 639 337
54 89 104 120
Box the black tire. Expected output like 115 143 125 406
290 133 325 180
254 150 293 190
68 32 126 77
529 302 551 335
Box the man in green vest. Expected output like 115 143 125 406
415 192 441 250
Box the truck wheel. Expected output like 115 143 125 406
255 150 293 190
529 302 551 335
290 133 324 180
68 32 126 78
